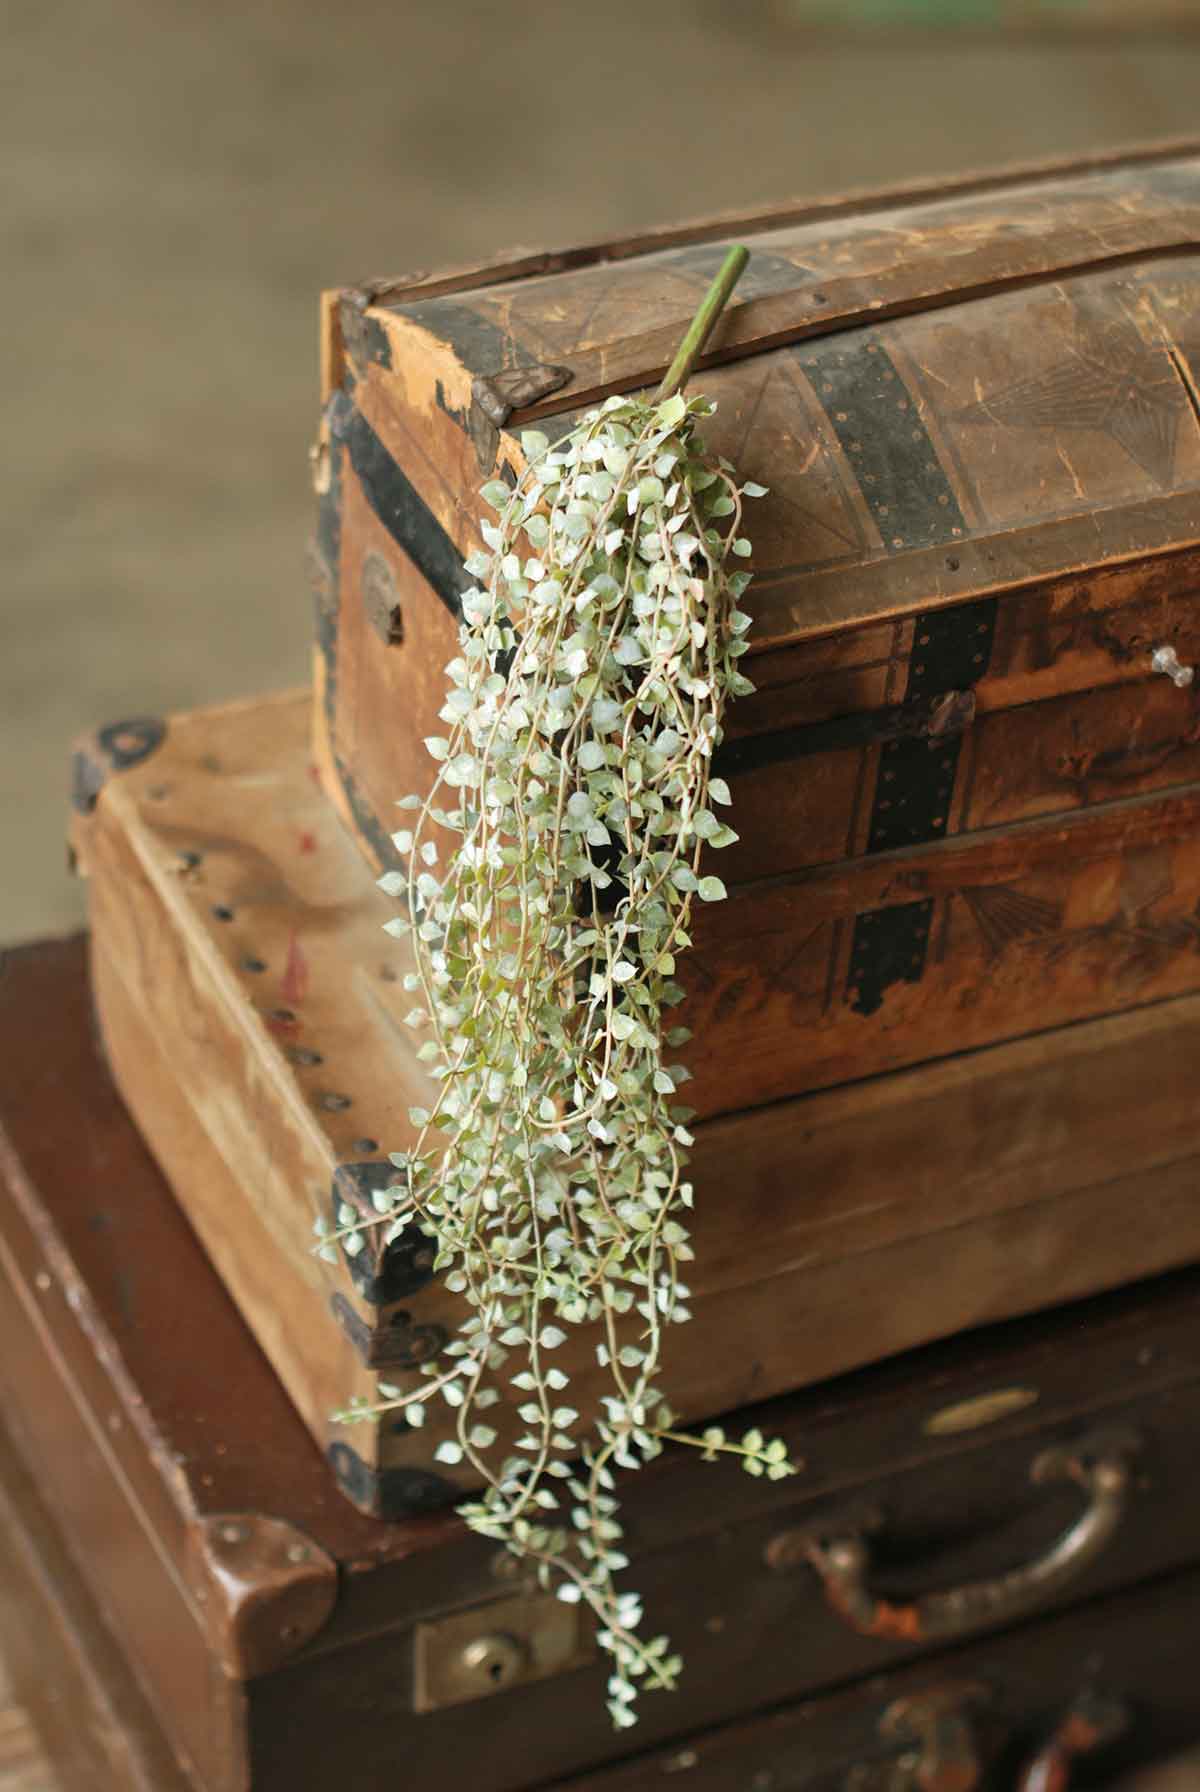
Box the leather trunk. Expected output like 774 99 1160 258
5 1414 1200 1792
6 936 1200 1790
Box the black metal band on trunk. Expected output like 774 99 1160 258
312 416 406 874
327 1441 458 1520
869 602 999 855
797 331 998 1015
327 390 470 618
330 1162 437 1305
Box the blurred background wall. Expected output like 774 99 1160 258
3 0 1200 944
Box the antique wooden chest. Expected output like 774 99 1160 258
5 937 1200 1792
312 140 1200 1120
69 691 1200 1513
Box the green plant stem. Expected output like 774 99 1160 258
359 388 772 1729
654 245 749 402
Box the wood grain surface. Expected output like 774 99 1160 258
311 148 1200 1134
71 690 1200 1510
314 148 1200 902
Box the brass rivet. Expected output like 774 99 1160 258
665 1749 700 1772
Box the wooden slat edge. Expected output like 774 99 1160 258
98 715 347 1192
728 769 1200 907
507 233 1200 424
350 135 1200 310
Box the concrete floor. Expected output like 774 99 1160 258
4 0 1200 943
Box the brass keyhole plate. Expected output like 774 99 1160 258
413 1590 594 1713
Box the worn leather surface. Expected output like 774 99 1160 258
6 936 1200 1792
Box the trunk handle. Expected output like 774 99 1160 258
803 1439 1133 1645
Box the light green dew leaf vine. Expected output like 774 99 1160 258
328 387 798 1728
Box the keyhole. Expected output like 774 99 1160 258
457 1631 528 1693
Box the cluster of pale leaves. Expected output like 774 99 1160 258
319 390 797 1726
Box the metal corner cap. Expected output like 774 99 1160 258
186 1512 338 1680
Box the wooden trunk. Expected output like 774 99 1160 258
70 693 1200 1513
312 141 1200 1118
6 937 1200 1791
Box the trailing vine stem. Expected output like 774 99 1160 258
321 386 797 1727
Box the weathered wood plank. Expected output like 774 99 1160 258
315 161 1200 914
74 692 1200 1506
358 136 1200 312
683 781 1200 1112
379 158 1200 415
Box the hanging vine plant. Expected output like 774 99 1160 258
321 249 798 1727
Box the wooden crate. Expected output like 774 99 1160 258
69 693 1200 1511
6 935 1200 1790
312 140 1200 1120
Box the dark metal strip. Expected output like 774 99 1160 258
715 688 977 780
906 599 999 700
795 329 967 554
867 734 962 855
848 898 935 1018
329 1295 448 1372
330 1162 437 1305
326 1441 458 1519
868 602 999 854
311 427 410 875
327 390 470 618
795 332 999 1003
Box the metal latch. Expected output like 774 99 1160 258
413 1589 594 1712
